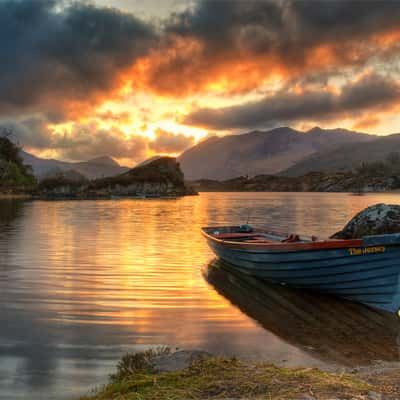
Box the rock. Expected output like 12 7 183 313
153 350 211 372
367 391 383 400
331 204 400 239
37 169 89 197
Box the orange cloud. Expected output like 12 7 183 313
121 25 400 101
352 115 381 130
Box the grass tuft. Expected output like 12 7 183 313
79 351 380 400
110 346 171 382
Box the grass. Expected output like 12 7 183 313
80 350 374 400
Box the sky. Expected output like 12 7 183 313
2 0 400 166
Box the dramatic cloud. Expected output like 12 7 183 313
5 118 194 162
6 118 148 162
53 124 148 162
0 0 157 119
135 0 400 97
149 129 195 153
3 0 400 162
184 74 400 130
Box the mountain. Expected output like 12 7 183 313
20 151 129 180
178 127 375 180
283 133 400 176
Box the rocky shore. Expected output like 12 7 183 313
191 170 400 193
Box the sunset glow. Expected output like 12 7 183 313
3 0 400 166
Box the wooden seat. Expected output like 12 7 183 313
215 233 263 239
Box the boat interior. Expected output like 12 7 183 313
203 225 317 243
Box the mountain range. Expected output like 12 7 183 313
21 151 129 180
178 127 376 180
20 127 400 181
282 133 400 176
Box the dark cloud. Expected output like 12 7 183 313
141 0 400 96
169 0 400 59
2 0 400 110
3 0 400 158
149 129 195 153
0 0 157 118
184 73 400 130
4 117 55 149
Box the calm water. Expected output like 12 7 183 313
0 192 400 399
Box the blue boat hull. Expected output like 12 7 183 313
204 234 400 314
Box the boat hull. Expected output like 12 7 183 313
204 232 400 314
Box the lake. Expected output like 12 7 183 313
0 192 399 400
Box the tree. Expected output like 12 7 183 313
0 127 23 165
0 127 36 189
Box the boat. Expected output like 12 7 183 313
201 224 400 314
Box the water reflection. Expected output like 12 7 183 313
204 259 400 367
1 193 400 399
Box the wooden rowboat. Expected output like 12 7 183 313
201 224 400 314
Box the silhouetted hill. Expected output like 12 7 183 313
179 127 374 180
89 157 196 196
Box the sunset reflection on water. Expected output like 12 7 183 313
1 192 400 399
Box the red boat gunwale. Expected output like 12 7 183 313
201 228 363 251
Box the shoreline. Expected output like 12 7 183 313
3 190 400 201
79 349 400 400
0 193 32 199
196 189 400 194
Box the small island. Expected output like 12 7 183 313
0 134 196 199
38 156 197 199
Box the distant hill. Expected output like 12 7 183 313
283 133 400 176
178 127 375 180
20 151 129 180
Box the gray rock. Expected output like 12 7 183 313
367 391 383 400
296 396 316 400
331 203 400 239
153 350 211 372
